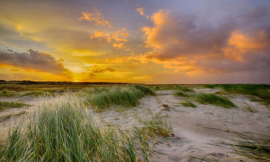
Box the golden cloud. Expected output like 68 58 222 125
79 9 112 28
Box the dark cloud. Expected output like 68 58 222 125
0 48 73 79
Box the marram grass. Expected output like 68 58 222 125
85 84 155 110
181 101 197 108
0 94 138 162
225 133 270 162
195 93 236 108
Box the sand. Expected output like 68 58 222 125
1 88 269 161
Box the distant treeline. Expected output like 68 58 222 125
0 80 128 85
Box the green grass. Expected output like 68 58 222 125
181 101 197 108
85 84 155 110
203 84 220 89
203 84 270 104
225 133 270 162
0 101 30 110
173 91 187 97
0 94 139 161
138 113 173 138
20 91 54 97
0 89 16 97
195 93 236 108
175 86 194 92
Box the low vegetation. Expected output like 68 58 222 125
203 84 270 104
226 133 270 162
173 91 187 97
195 93 236 108
0 95 139 161
138 112 173 138
0 101 30 110
0 84 26 91
0 89 16 97
175 86 194 92
85 84 155 110
20 91 54 97
181 101 197 108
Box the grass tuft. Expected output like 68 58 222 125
181 101 197 108
138 113 173 138
225 133 270 162
195 93 236 108
0 101 30 110
85 84 155 110
0 94 138 161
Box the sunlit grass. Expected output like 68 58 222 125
85 84 155 111
0 94 138 161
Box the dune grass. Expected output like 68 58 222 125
175 86 194 92
0 94 140 161
85 84 155 110
138 113 173 138
195 93 236 108
0 101 30 110
203 84 270 104
173 91 187 97
0 89 16 97
181 101 197 108
20 91 54 97
225 133 270 162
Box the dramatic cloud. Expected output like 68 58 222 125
135 8 149 19
79 8 112 28
0 49 73 78
141 8 270 75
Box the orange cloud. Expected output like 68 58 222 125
223 30 269 61
90 28 129 50
135 8 149 19
90 31 112 43
79 9 112 28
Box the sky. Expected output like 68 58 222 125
0 0 270 84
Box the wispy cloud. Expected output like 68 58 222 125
135 8 149 19
79 8 112 28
